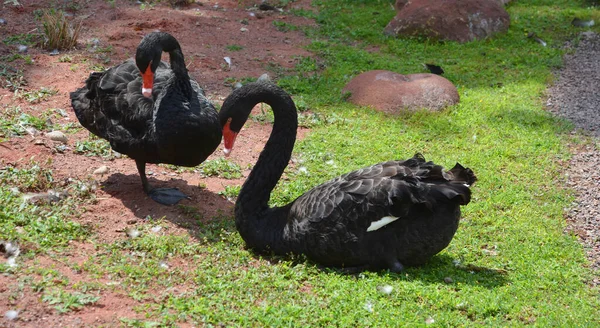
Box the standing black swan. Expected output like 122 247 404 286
70 32 221 205
219 82 477 272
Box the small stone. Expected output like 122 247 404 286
4 310 18 321
257 73 271 83
0 18 7 25
17 45 28 53
46 131 68 144
240 27 249 32
126 228 141 238
93 165 109 175
444 277 454 284
49 49 60 56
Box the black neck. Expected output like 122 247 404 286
140 32 192 95
221 82 298 251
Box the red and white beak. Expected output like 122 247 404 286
222 119 238 157
141 62 154 98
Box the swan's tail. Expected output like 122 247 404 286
408 153 477 206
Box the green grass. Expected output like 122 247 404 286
73 134 117 158
226 44 244 51
17 87 58 104
1 0 599 325
199 157 243 179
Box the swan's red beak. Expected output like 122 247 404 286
141 63 154 98
222 120 238 157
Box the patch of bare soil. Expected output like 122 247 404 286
0 0 314 325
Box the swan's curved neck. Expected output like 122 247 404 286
223 83 298 251
151 33 192 94
166 47 188 79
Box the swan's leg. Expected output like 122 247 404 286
136 159 151 194
135 159 189 205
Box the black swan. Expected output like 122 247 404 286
219 81 477 272
70 32 221 205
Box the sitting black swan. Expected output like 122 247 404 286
70 32 221 205
219 82 477 272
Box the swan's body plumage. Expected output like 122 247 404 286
220 82 476 272
71 32 221 204
285 157 473 270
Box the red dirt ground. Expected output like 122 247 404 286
0 0 315 326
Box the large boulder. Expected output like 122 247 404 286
342 70 459 113
384 0 510 43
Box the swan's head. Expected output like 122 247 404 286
136 34 164 98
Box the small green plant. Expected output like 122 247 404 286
42 289 100 313
0 106 54 138
0 163 54 191
17 87 58 103
218 184 241 200
88 63 106 72
0 63 27 91
41 10 82 50
95 45 113 54
74 135 115 158
2 33 39 46
249 104 275 123
139 2 155 10
199 158 243 179
273 20 298 32
3 53 33 64
58 55 73 62
226 44 244 51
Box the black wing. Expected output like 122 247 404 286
287 154 474 235
70 59 172 151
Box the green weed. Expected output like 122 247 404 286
58 55 73 62
41 9 82 50
42 289 100 313
73 135 115 158
2 33 39 46
0 106 53 138
17 87 58 103
218 184 241 200
226 44 244 51
199 157 243 179
273 20 298 32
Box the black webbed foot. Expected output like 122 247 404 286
148 188 190 205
